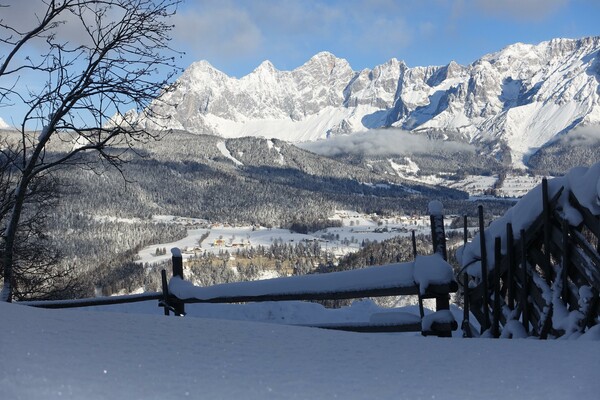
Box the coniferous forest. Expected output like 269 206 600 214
6 129 519 299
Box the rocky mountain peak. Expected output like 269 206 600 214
146 36 600 168
252 60 277 74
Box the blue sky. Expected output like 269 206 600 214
172 0 600 76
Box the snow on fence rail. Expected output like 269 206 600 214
168 255 454 302
459 162 600 339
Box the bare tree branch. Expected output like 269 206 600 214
0 0 182 301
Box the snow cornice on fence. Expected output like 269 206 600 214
168 254 457 303
459 161 600 277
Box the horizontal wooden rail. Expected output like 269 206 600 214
21 292 162 309
174 282 458 305
310 321 422 333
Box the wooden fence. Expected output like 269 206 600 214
160 251 458 336
462 178 600 338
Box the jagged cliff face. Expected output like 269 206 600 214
144 37 600 167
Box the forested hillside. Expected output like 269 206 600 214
11 130 514 299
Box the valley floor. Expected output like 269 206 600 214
136 210 446 266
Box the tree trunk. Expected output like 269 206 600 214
1 135 46 301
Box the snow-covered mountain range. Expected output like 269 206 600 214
145 37 600 168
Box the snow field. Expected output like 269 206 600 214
137 211 441 265
2 301 598 399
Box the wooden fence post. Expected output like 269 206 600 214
478 204 490 333
541 178 553 284
429 200 447 261
520 229 529 335
506 223 515 310
462 272 472 338
160 269 170 316
597 218 600 254
428 201 451 337
561 218 570 304
463 215 468 246
411 229 425 319
461 214 472 337
171 248 185 316
493 237 502 338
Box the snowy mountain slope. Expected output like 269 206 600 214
143 37 600 168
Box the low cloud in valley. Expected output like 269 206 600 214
301 129 475 157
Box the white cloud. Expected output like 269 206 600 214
354 17 412 52
473 0 569 21
558 125 600 146
172 3 262 64
171 0 415 71
301 129 474 157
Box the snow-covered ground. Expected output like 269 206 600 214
495 174 547 198
137 211 437 265
389 168 542 199
2 300 598 399
202 104 382 142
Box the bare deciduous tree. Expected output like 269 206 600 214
0 139 86 300
0 0 182 301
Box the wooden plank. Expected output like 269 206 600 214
569 192 600 238
520 230 530 335
550 224 566 259
309 320 457 335
411 230 417 258
469 301 486 328
521 186 563 247
559 272 583 311
584 290 600 329
463 215 468 246
540 304 554 340
527 274 550 319
528 246 558 285
493 237 502 338
528 302 541 336
161 269 171 316
561 218 570 304
462 273 472 338
171 253 186 316
506 223 515 310
430 213 448 260
565 255 590 287
178 282 458 304
478 204 490 333
542 178 552 284
571 229 600 272
569 247 600 289
22 292 163 309
308 321 422 333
